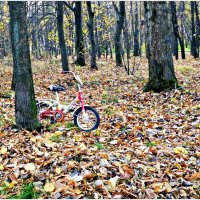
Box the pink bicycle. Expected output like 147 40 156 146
37 71 100 132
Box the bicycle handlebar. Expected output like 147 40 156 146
61 71 75 76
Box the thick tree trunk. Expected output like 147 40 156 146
170 1 185 59
114 1 125 67
144 2 178 92
74 2 86 66
87 2 97 70
134 2 140 56
8 1 41 130
56 2 69 71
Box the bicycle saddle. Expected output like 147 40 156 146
49 85 65 92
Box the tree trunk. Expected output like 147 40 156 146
123 14 130 59
170 1 185 59
114 1 125 67
8 1 41 130
87 2 97 70
144 2 150 59
179 2 185 56
144 2 178 92
56 2 69 71
130 2 134 52
194 2 200 57
74 2 86 66
109 41 113 59
134 2 140 56
173 34 179 59
191 1 198 58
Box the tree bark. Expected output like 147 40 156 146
134 2 140 56
144 2 178 92
56 1 69 71
179 2 185 56
123 14 130 59
170 1 185 59
8 1 41 130
74 2 86 66
191 1 198 58
194 2 200 57
87 2 97 70
114 1 125 67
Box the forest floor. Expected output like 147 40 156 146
0 55 200 199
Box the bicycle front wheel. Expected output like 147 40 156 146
73 106 100 132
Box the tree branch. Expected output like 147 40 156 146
112 2 119 14
63 1 75 12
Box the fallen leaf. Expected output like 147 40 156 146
99 153 109 160
164 182 172 192
30 137 37 143
0 146 7 154
0 164 4 170
74 134 82 141
73 175 83 182
54 131 63 136
24 163 36 171
94 180 103 187
152 183 164 193
107 176 119 192
190 172 200 181
123 165 134 173
110 140 118 145
174 147 188 155
145 188 157 199
8 181 17 188
55 167 62 174
44 182 55 192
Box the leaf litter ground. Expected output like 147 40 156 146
0 55 199 199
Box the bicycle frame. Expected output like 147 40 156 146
61 71 86 115
38 71 86 119
61 81 86 115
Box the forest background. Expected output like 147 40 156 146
0 1 199 199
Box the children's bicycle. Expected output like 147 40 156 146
36 71 100 132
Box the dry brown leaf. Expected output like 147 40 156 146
190 172 200 181
152 183 164 193
99 153 109 160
